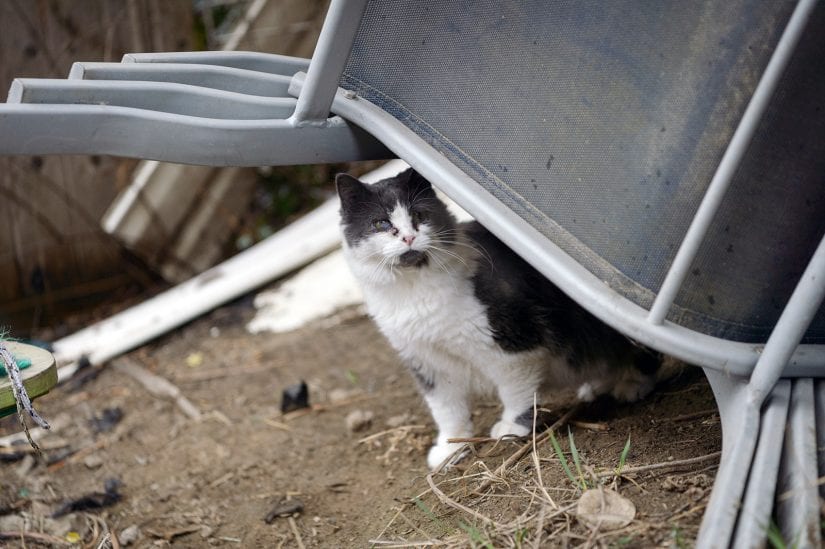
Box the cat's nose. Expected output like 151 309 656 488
402 235 416 246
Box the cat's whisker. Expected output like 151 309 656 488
434 238 494 269
427 244 470 270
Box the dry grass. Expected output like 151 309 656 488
366 404 719 548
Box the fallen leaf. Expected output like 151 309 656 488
576 488 636 529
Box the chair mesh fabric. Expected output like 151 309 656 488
341 0 825 343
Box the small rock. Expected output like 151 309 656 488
119 524 140 546
199 525 214 538
345 409 374 432
15 454 35 477
328 387 359 403
385 413 413 428
83 455 103 469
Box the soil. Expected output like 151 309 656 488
0 296 721 548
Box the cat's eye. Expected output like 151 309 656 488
411 211 425 224
373 219 392 231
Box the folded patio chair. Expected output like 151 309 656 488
1 0 823 545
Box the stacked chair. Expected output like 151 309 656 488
1 1 823 545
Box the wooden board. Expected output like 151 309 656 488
0 342 58 417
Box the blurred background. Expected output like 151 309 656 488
0 0 378 340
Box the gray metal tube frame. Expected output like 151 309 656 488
697 233 825 547
298 71 825 376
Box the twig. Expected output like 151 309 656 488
475 406 580 494
0 530 70 545
0 414 70 448
263 419 292 431
146 525 201 541
596 451 721 478
370 506 405 547
425 474 505 529
287 517 306 549
358 425 427 444
570 420 609 431
531 395 558 510
0 440 68 454
177 364 282 382
660 409 718 422
113 358 201 420
446 436 497 444
367 542 440 547
396 510 440 544
668 502 708 522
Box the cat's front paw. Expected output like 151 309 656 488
611 373 655 403
490 419 531 440
427 442 468 470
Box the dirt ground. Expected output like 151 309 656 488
0 294 722 548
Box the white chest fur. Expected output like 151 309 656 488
360 261 492 352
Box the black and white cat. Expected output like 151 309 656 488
336 168 659 470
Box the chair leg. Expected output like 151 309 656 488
699 368 761 548
732 380 791 548
776 378 821 547
816 380 825 502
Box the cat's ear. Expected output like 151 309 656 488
406 169 433 194
336 173 369 210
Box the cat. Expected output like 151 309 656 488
336 168 659 470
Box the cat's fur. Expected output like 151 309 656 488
336 168 659 469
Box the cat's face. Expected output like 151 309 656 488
336 169 456 270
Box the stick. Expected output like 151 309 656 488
596 451 721 478
0 414 70 448
445 436 497 444
570 420 609 431
113 359 201 420
358 425 427 444
287 517 306 549
426 474 505 529
660 409 718 422
0 531 70 545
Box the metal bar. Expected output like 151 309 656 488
777 379 821 548
732 380 791 548
816 380 825 501
647 0 818 325
122 51 309 75
698 232 825 547
295 72 825 376
9 79 297 120
69 62 293 97
290 0 368 125
697 369 760 548
748 233 825 404
0 103 388 166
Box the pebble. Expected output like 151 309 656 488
119 524 140 546
328 387 359 403
83 455 104 469
385 413 413 428
345 409 374 432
